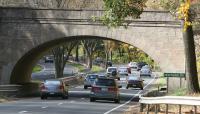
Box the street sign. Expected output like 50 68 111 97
164 73 185 77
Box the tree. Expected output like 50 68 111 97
52 41 78 78
81 39 98 69
102 0 200 93
103 40 118 68
52 45 67 78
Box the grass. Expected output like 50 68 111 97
169 87 188 96
66 62 105 73
90 65 105 73
32 65 42 73
66 62 85 72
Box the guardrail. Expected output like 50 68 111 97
0 85 22 96
139 96 200 114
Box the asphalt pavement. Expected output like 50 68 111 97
2 62 159 114
0 72 157 114
31 62 78 81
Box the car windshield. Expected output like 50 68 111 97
119 68 127 71
88 75 98 79
108 68 117 72
128 76 140 80
45 80 61 85
95 79 116 86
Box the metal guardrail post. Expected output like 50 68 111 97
166 104 168 114
147 104 150 114
194 106 197 114
179 105 181 114
155 104 158 114
140 103 144 112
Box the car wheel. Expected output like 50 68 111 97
114 99 120 103
141 87 143 90
41 96 45 100
126 86 129 89
84 86 88 89
90 97 95 102
118 78 120 80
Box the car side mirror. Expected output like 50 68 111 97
118 85 122 88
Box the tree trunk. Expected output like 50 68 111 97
183 24 200 93
87 56 93 69
110 51 113 61
75 45 79 62
105 51 109 69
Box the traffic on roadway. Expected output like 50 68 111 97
0 61 157 114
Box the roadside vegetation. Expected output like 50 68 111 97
32 65 42 73
66 62 85 72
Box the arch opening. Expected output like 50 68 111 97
10 35 157 84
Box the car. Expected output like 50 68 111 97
106 61 112 67
118 67 129 75
90 78 121 103
40 79 69 99
140 65 152 77
137 62 148 71
44 55 54 63
84 74 99 89
106 67 120 80
126 76 144 90
128 62 138 71
98 74 107 78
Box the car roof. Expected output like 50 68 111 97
45 79 61 81
107 67 117 69
119 67 128 69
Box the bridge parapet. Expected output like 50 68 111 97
0 7 180 27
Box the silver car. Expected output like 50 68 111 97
90 78 121 103
140 65 152 77
40 79 69 99
84 74 99 89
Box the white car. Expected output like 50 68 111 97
128 62 138 71
140 66 152 77
118 67 129 75
106 67 120 80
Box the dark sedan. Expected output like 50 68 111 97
126 76 144 90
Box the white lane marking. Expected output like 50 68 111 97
81 98 85 100
57 103 63 105
41 106 48 109
69 100 75 103
103 73 157 114
18 111 28 114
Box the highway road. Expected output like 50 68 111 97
0 75 156 114
31 62 79 81
0 62 158 114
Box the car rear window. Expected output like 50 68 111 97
88 75 98 79
108 68 117 72
95 79 116 86
45 80 61 85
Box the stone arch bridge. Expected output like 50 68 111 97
0 7 185 84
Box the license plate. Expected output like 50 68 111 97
50 92 55 95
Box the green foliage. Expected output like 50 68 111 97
159 0 179 12
102 0 147 27
32 65 42 73
66 62 85 72
90 65 105 73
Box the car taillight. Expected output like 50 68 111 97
40 84 46 90
91 86 101 92
108 87 117 92
59 85 64 90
